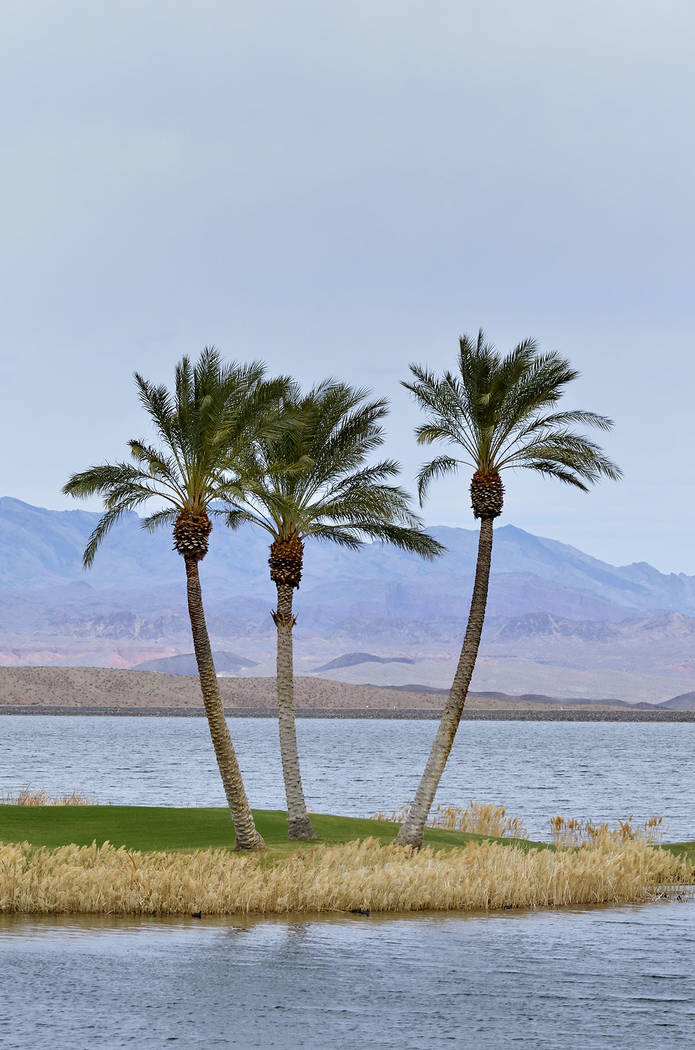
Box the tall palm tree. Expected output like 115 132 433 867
64 349 286 850
395 331 622 848
224 379 444 839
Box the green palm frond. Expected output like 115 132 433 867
141 508 179 532
223 380 443 560
334 520 444 559
223 507 266 531
403 330 622 505
64 351 290 566
81 502 136 568
506 433 623 483
303 524 364 550
415 455 462 505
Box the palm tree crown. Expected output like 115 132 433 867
405 330 621 519
64 349 286 562
225 378 444 562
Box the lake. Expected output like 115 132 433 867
1 715 693 1048
1 715 693 839
2 905 694 1049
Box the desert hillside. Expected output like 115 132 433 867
0 666 447 712
0 665 675 714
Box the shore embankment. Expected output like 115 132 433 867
2 705 694 721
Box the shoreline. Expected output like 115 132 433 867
2 705 694 722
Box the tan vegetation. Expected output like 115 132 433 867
372 801 528 839
550 814 665 848
0 837 691 916
0 789 95 806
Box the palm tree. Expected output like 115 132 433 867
395 331 622 848
63 349 286 850
224 379 444 839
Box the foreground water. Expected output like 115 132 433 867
2 904 694 1050
2 716 693 1048
1 715 693 839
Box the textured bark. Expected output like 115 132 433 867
470 470 504 519
184 556 264 850
269 536 304 588
395 516 494 848
174 511 212 559
272 582 315 840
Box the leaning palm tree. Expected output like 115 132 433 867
224 380 444 839
64 349 286 850
395 331 622 848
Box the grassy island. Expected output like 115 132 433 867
0 805 692 917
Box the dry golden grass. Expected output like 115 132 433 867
0 837 691 916
0 789 95 806
371 801 528 839
550 815 665 848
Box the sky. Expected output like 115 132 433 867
1 1 694 572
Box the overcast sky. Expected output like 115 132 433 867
2 1 694 572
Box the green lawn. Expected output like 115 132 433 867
0 806 692 865
0 804 546 855
664 841 695 866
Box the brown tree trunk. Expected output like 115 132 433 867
184 556 264 850
272 583 315 840
395 517 494 848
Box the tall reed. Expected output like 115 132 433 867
550 815 665 848
0 789 95 806
0 837 690 916
372 801 528 839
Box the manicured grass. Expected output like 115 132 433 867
0 804 549 855
1 806 691 866
664 841 695 866
2 808 692 915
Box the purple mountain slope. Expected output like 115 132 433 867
2 496 694 619
4 498 695 701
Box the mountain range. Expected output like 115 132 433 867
3 496 695 702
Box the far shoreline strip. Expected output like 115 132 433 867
1 707 694 722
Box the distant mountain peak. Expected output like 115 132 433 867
661 691 695 711
494 612 619 643
312 652 417 672
133 652 258 675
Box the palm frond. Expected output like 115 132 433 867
305 525 365 549
514 461 591 490
65 349 293 566
402 330 621 507
141 508 179 532
503 433 623 482
221 380 442 562
337 521 445 559
415 455 461 505
82 504 134 567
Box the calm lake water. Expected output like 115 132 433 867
1 716 694 1049
1 715 693 839
2 905 694 1050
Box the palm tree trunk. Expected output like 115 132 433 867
273 583 315 839
184 556 264 850
395 517 494 848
